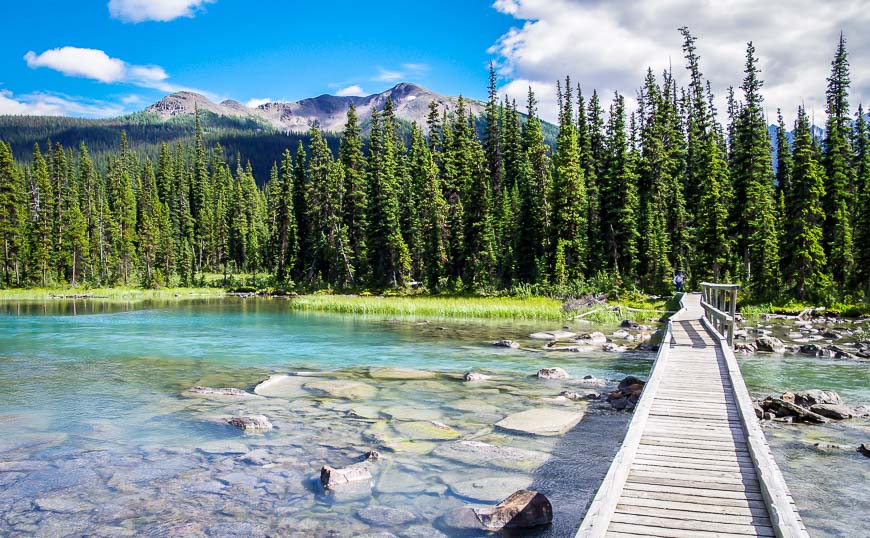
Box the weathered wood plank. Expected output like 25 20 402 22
615 503 772 527
610 512 775 536
627 473 761 492
621 481 766 501
607 522 751 538
619 489 768 510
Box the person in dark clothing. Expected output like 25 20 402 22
673 271 685 293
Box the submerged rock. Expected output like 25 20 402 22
434 440 549 471
368 367 436 380
357 505 417 527
225 415 273 433
602 343 627 352
253 374 309 398
446 475 532 503
321 460 374 493
304 380 377 400
189 386 253 398
859 444 870 458
393 420 460 440
537 367 570 380
463 371 491 382
381 406 442 421
575 331 607 344
530 330 576 340
495 407 585 436
493 340 520 349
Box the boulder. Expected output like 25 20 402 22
859 444 870 458
602 343 627 352
793 389 842 408
612 329 630 339
617 376 646 392
762 398 828 424
495 407 585 436
321 461 373 492
463 371 491 382
620 320 648 330
756 336 786 353
493 340 520 349
809 403 854 420
474 490 553 530
537 367 570 380
575 332 607 344
735 342 757 354
225 415 273 433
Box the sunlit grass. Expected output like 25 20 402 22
287 294 565 320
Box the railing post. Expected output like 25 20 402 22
728 288 738 346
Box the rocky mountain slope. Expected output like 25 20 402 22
146 83 486 133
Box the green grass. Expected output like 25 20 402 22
0 287 224 302
286 294 566 320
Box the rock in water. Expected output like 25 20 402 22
617 376 645 392
858 444 870 458
495 407 585 436
321 462 373 492
433 440 549 471
304 380 377 399
530 330 576 340
253 374 308 398
474 490 553 530
793 389 842 408
225 415 273 433
809 403 854 420
575 331 607 344
537 367 570 380
493 340 519 349
190 386 251 397
368 367 436 380
463 371 491 382
762 398 828 423
446 475 532 502
755 336 786 353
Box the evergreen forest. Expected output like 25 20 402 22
1 31 868 305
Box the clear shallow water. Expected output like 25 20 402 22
0 299 866 537
0 299 648 538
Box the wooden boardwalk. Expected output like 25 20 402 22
577 293 808 538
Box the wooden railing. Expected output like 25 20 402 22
700 282 739 346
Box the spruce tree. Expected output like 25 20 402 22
521 88 552 281
339 103 369 281
822 33 855 292
730 42 781 299
782 107 829 300
551 79 588 282
602 92 639 279
853 105 870 295
26 144 54 285
0 141 25 286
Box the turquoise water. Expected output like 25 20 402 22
0 299 866 537
0 299 648 537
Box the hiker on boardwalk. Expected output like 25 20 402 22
673 271 686 293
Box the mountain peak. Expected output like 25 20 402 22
144 82 482 132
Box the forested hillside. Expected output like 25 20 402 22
0 31 868 304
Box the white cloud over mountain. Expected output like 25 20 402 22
490 0 870 124
108 0 215 23
0 89 125 117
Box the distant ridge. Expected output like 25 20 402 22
145 83 487 132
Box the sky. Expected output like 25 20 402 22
1 0 868 125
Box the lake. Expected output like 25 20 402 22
0 298 866 537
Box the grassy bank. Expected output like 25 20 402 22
286 294 566 320
0 287 225 302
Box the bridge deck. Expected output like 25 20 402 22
577 293 807 538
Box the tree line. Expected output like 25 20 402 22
0 30 868 303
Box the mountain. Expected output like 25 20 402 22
145 83 488 133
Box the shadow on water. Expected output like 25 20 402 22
520 411 632 538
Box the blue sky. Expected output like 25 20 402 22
0 0 515 117
1 0 869 124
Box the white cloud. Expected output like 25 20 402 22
336 85 365 97
108 0 215 23
24 46 202 94
490 0 870 125
402 63 429 73
0 89 125 117
121 94 143 105
372 68 403 83
245 97 271 108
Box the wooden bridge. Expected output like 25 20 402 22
577 285 808 537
